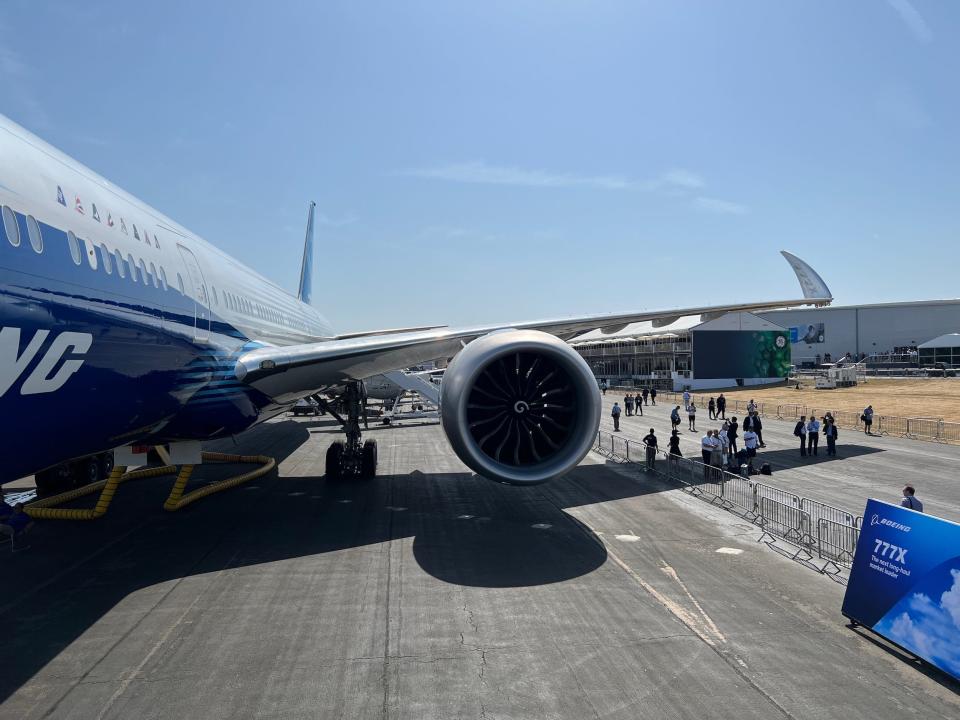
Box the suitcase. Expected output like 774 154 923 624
760 462 772 475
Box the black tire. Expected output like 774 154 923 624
98 452 115 480
325 441 344 480
361 440 378 479
75 457 100 487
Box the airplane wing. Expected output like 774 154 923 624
235 250 831 402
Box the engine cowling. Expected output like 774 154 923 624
440 329 601 485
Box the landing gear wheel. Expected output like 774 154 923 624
98 452 115 480
361 439 378 478
325 441 344 480
76 457 100 487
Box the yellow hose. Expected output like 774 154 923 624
24 451 276 520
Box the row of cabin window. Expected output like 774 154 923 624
3 203 318 332
2 204 186 295
216 286 315 332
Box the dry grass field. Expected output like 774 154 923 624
716 378 960 422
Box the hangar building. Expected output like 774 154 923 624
756 299 960 364
572 298 960 390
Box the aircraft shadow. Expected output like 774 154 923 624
0 419 672 704
752 443 884 470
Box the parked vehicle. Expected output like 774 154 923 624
292 398 320 416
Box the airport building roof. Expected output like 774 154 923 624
918 333 960 349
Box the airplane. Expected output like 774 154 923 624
0 113 832 496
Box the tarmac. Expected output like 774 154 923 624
2 409 959 719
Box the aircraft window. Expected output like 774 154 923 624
84 238 98 270
114 249 126 278
1 206 19 247
177 273 185 294
66 231 82 265
100 244 113 274
149 262 159 288
211 286 218 306
26 215 43 253
128 253 139 282
159 266 168 290
139 259 149 285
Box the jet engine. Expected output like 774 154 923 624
440 330 601 485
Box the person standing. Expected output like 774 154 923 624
824 417 838 456
601 381 607 396
806 415 821 455
650 387 657 405
641 387 649 406
755 413 765 447
682 389 691 408
687 402 697 431
900 485 923 512
611 402 621 432
863 405 874 435
634 394 643 416
701 430 714 466
624 394 633 417
643 428 658 470
747 398 757 414
708 397 716 420
718 424 731 469
795 415 808 456
716 393 726 419
743 427 759 471
668 429 682 457
727 416 739 456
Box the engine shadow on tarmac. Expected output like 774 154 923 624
0 420 671 704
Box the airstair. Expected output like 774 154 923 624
379 370 441 423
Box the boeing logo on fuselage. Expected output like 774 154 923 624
870 513 911 533
0 327 92 396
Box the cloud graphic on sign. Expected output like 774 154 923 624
876 568 960 676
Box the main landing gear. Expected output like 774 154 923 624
315 381 377 480
34 451 115 497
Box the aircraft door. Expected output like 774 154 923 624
177 244 210 341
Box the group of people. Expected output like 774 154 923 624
609 387 658 430
793 414 839 456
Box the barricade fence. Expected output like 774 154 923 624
593 429 862 569
606 387 959 444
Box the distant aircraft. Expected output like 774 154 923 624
0 114 832 494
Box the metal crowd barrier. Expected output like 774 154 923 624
593 429 862 571
606 386 960 445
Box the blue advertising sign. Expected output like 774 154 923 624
842 499 960 679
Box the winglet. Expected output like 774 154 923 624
297 201 315 304
780 251 832 305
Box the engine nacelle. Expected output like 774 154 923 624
440 329 601 485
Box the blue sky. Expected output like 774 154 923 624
1 1 957 331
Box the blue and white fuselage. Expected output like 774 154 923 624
0 115 333 482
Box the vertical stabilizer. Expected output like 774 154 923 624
298 201 315 304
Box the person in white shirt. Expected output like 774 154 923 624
718 427 730 468
687 402 697 431
701 432 714 466
743 429 759 457
806 416 821 455
682 390 691 407
900 485 923 513
747 399 757 414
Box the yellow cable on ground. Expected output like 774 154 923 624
24 465 177 520
24 451 275 519
162 452 276 511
